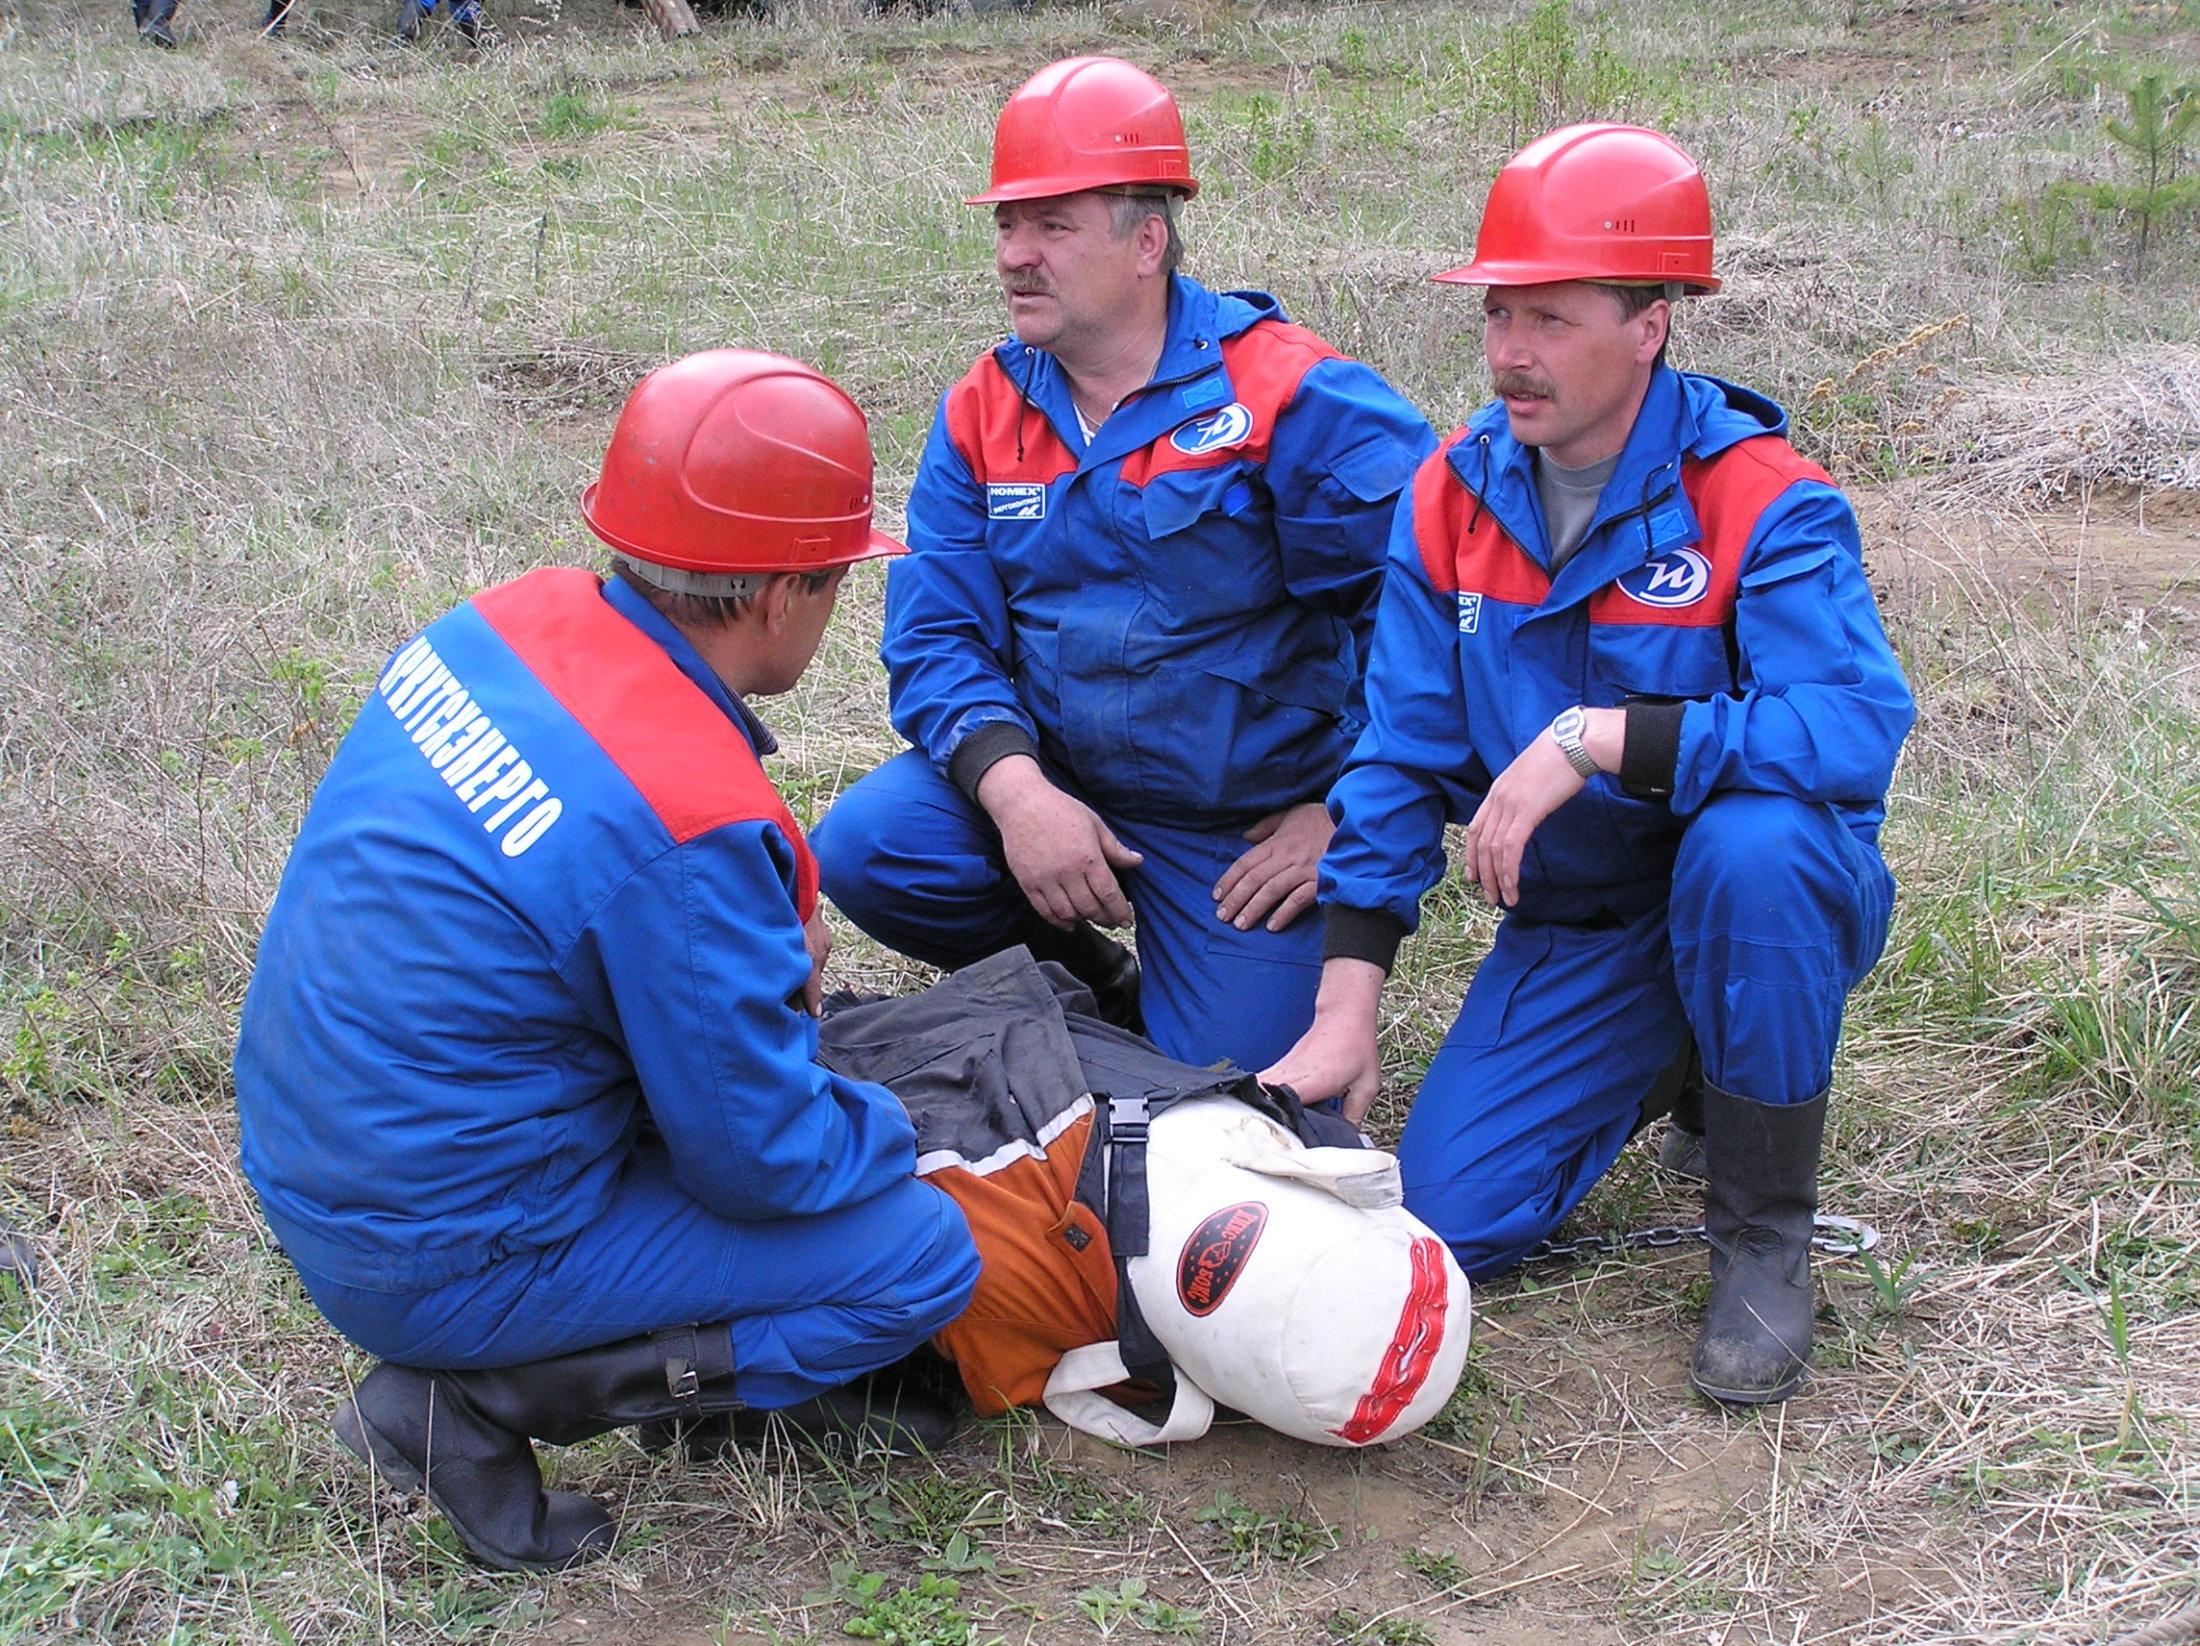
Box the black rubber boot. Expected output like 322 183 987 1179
1658 1075 1707 1182
138 0 177 46
333 1324 743 1570
1690 1084 1827 1406
333 1365 616 1573
1010 918 1143 1034
639 1366 958 1461
1 1224 36 1291
262 0 291 33
392 0 426 41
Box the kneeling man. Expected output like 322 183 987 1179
1267 127 1914 1404
811 58 1432 1072
235 352 980 1571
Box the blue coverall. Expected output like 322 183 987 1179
235 570 979 1403
813 275 1433 1071
1320 368 1915 1277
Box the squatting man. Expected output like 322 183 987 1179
234 352 983 1574
1266 124 1915 1406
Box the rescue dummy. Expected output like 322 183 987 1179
818 948 1471 1447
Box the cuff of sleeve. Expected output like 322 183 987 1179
1620 700 1684 799
947 721 1039 802
1321 905 1408 973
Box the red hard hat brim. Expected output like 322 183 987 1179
1431 260 1721 294
581 482 907 574
967 177 1200 205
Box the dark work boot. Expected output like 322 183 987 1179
393 0 427 41
138 0 178 46
334 1324 742 1570
1690 1084 1828 1406
262 0 292 33
733 1376 957 1454
1 1224 36 1290
640 1365 957 1461
1658 1074 1707 1182
1012 918 1143 1034
1630 1040 1705 1182
333 1365 615 1572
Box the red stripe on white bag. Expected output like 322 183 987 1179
1332 1237 1451 1444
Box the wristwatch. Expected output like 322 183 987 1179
1549 706 1601 778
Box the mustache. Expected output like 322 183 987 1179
1004 277 1056 298
1491 370 1555 399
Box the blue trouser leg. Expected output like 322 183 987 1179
1399 793 1893 1279
812 750 1032 971
294 1140 980 1409
1101 812 1323 1072
812 751 1322 1069
1670 792 1893 1104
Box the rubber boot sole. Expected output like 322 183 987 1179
1690 1365 1808 1405
332 1396 611 1573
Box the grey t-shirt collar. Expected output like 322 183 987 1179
1534 447 1623 576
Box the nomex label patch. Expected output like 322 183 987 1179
987 483 1048 521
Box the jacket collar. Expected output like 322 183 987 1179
1445 367 1782 610
988 275 1284 473
600 572 779 758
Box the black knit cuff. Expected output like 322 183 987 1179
1620 700 1685 799
1321 905 1409 973
947 722 1040 802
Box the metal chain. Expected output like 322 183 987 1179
1520 1214 1880 1267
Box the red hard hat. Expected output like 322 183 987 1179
581 350 903 576
969 56 1200 205
1434 124 1720 294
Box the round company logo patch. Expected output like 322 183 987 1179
1169 402 1255 456
1618 546 1714 609
1176 1201 1268 1317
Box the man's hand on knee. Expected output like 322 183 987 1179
1261 958 1385 1124
977 755 1142 929
1214 802 1331 933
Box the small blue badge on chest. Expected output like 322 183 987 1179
1456 592 1483 634
987 483 1048 521
1180 376 1229 411
1170 402 1255 456
1618 547 1713 608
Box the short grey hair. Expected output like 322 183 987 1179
1104 190 1184 276
1589 280 1685 319
612 557 835 629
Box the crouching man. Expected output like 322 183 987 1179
1265 127 1914 1405
234 351 981 1572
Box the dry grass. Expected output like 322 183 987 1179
2 0 2199 1641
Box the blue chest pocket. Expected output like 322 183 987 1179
1141 462 1259 538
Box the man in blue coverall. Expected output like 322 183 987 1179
810 57 1433 1073
234 351 980 1572
1265 126 1914 1404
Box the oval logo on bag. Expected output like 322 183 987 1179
1618 547 1713 608
1176 1202 1268 1316
1169 402 1254 456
